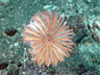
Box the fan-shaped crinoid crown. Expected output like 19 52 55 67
23 11 74 67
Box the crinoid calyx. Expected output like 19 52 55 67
23 11 74 67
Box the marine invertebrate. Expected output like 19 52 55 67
92 17 100 42
88 16 100 42
23 11 74 66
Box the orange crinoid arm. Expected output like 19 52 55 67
23 11 74 67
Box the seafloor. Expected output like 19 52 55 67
0 0 100 75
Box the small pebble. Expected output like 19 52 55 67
14 42 19 47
